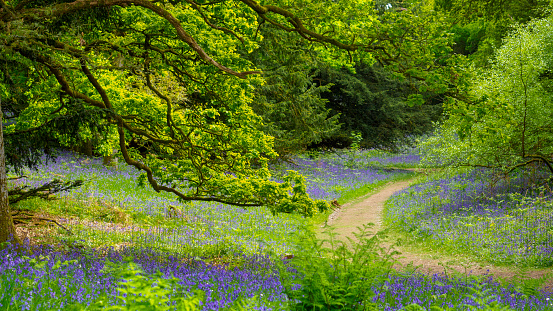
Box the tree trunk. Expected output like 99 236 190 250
103 154 113 166
0 99 21 246
83 140 93 157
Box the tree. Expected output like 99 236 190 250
435 0 551 65
313 62 443 150
0 98 17 245
1 47 96 246
0 0 456 244
422 12 553 176
246 23 339 156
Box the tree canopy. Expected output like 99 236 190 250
0 0 464 244
422 11 553 175
435 0 551 64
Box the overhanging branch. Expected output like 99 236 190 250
11 0 260 79
239 0 364 52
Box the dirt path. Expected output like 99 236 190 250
324 177 553 291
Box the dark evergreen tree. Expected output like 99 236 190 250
246 24 340 156
313 63 443 150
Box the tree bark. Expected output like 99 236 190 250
83 139 93 157
103 154 112 166
0 98 21 246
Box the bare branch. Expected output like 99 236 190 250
12 211 73 235
9 179 83 205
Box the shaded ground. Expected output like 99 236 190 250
324 176 553 291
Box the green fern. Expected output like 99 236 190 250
68 258 205 311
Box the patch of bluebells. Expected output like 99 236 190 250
365 153 421 167
273 155 408 199
372 272 553 310
12 151 553 309
386 168 553 266
313 148 422 169
358 148 421 167
0 242 287 310
14 151 306 255
2 243 552 310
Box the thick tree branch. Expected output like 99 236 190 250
116 125 260 207
14 46 180 145
14 48 108 110
239 0 368 52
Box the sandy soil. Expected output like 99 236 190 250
324 177 553 291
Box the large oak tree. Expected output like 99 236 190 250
0 0 456 244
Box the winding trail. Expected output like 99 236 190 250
324 176 553 291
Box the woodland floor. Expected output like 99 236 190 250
13 170 553 292
323 174 553 291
